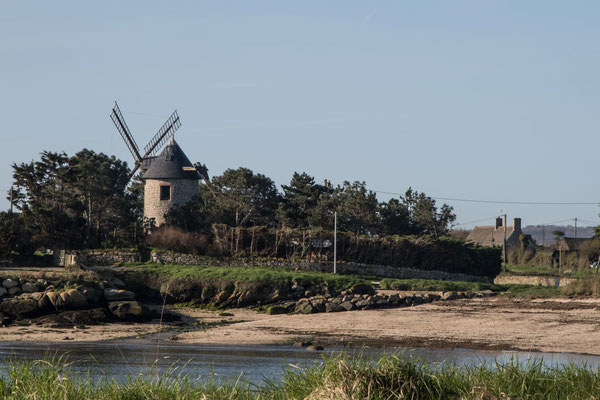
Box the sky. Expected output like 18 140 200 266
1 1 599 229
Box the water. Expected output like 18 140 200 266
0 342 599 385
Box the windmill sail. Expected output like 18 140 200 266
142 110 181 158
110 102 142 163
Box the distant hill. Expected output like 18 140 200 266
522 225 596 246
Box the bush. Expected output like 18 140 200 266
562 275 600 297
146 225 209 254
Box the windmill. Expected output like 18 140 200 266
110 101 182 179
110 101 208 226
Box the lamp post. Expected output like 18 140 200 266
333 211 337 274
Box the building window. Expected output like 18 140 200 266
160 185 171 201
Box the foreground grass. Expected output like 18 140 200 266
2 355 600 399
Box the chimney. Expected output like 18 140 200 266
495 217 503 229
513 218 521 232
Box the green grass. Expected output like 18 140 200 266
126 263 370 292
505 264 559 276
380 278 504 292
501 284 562 299
2 354 600 399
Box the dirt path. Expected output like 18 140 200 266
2 297 600 355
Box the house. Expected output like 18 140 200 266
556 237 593 254
466 217 529 251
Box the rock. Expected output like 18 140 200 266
296 301 315 314
325 302 343 312
293 341 312 347
66 289 88 309
355 299 370 309
0 287 7 298
306 345 324 351
388 294 400 304
442 292 458 301
412 296 423 306
8 287 20 296
21 282 37 293
108 301 150 321
28 292 45 302
37 293 52 310
0 298 37 318
375 299 390 306
79 287 100 304
0 312 11 326
425 293 441 302
478 290 495 297
331 297 342 305
103 289 135 301
2 279 18 289
340 301 355 311
36 279 48 289
46 291 65 309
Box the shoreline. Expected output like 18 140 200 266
1 297 599 356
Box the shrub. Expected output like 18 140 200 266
146 225 209 254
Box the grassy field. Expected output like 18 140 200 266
380 278 504 292
2 355 600 399
505 263 559 276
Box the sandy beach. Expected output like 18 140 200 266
2 296 600 355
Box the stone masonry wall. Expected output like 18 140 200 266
144 179 198 226
151 252 492 283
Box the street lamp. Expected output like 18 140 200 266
333 211 337 274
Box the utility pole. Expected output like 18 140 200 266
333 211 337 274
503 214 507 271
542 226 545 247
574 217 578 239
9 187 13 214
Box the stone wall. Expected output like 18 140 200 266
151 252 492 283
60 250 141 267
144 178 198 226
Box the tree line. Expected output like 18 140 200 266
1 149 456 257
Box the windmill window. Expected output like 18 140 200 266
160 185 171 201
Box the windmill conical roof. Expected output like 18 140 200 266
142 139 200 180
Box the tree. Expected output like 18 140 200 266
0 212 33 257
208 168 280 228
378 198 411 236
402 188 456 237
337 181 379 235
279 172 327 228
552 230 565 246
10 149 142 249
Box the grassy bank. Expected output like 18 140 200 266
2 355 600 399
380 278 503 292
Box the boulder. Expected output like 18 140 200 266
0 298 37 318
0 312 11 326
325 302 343 313
79 287 100 304
478 290 495 297
0 287 7 298
388 294 400 304
424 293 441 302
8 287 20 296
103 289 135 301
296 301 315 314
21 282 38 293
108 301 150 321
46 291 65 309
340 301 355 311
442 292 458 301
412 295 423 306
2 279 18 289
355 299 370 309
66 289 88 309
37 293 52 310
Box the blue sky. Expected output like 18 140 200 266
1 1 599 228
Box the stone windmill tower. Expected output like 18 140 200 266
110 102 208 226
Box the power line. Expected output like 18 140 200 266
374 190 598 205
454 216 498 227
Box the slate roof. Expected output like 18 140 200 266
466 225 519 247
142 139 200 180
557 237 593 252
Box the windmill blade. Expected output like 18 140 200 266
110 102 143 163
142 110 181 158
